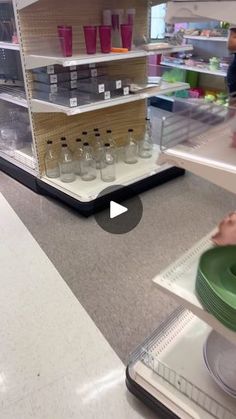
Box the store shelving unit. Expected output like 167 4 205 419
126 2 236 417
160 60 227 77
183 35 227 42
0 0 194 214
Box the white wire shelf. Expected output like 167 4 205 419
152 231 236 346
0 41 20 51
0 149 36 174
42 148 170 202
31 82 189 115
161 60 227 77
0 87 28 108
130 309 236 419
184 35 228 42
25 45 193 70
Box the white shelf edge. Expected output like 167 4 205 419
161 60 227 77
16 0 38 10
41 151 171 203
0 92 28 108
184 35 227 42
0 150 36 175
152 230 236 346
24 46 193 70
31 82 189 115
0 41 20 51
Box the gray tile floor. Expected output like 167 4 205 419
0 170 235 362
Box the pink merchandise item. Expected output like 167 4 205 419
99 25 111 53
58 25 72 57
120 24 133 50
83 26 97 54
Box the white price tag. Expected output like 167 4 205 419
50 84 58 94
47 65 55 74
50 74 58 83
70 80 77 89
70 66 77 71
98 84 105 93
116 80 122 89
91 68 98 77
70 97 78 107
70 71 78 80
105 91 111 100
123 87 129 96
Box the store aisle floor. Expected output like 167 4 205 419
0 170 235 363
0 193 157 419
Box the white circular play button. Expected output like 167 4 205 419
110 201 128 219
94 185 143 235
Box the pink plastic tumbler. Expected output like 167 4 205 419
57 25 72 57
83 26 97 54
99 25 111 54
120 24 133 51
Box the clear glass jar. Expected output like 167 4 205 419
124 128 138 164
73 138 83 175
94 133 105 169
45 140 60 178
81 142 97 181
139 118 153 159
59 144 76 183
100 143 116 182
106 129 118 163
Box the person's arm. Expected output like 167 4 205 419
228 28 236 52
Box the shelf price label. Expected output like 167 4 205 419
70 97 78 107
98 84 105 93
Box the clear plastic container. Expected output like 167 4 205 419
100 143 116 182
45 140 60 178
59 144 76 183
139 118 153 159
73 138 83 175
124 129 138 164
81 142 97 181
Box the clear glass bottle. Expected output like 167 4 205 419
81 142 97 181
73 138 83 175
45 140 60 178
124 128 138 164
82 131 88 145
61 136 67 144
94 133 105 169
139 118 153 159
59 144 76 183
100 143 116 183
106 129 118 162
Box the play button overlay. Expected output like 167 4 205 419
94 185 143 235
110 201 128 219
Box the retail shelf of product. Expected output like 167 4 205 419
0 41 20 50
152 231 236 346
25 46 193 70
161 60 227 77
31 81 190 115
127 308 236 419
184 35 228 42
42 148 170 202
159 101 236 194
0 87 28 108
0 149 36 174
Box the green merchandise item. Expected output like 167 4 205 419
195 246 236 331
175 90 189 98
162 68 186 83
186 70 199 88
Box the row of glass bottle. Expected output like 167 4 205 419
45 119 153 183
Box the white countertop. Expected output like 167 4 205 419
0 193 156 419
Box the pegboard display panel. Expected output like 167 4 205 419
32 99 146 174
18 0 148 56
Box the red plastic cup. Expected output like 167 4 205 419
83 26 97 54
99 25 111 54
121 24 133 51
57 25 72 57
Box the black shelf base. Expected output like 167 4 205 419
0 155 185 216
126 367 179 419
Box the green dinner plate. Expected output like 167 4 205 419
197 246 236 310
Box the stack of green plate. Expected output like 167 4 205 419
196 246 236 331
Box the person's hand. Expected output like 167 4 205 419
212 212 236 245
